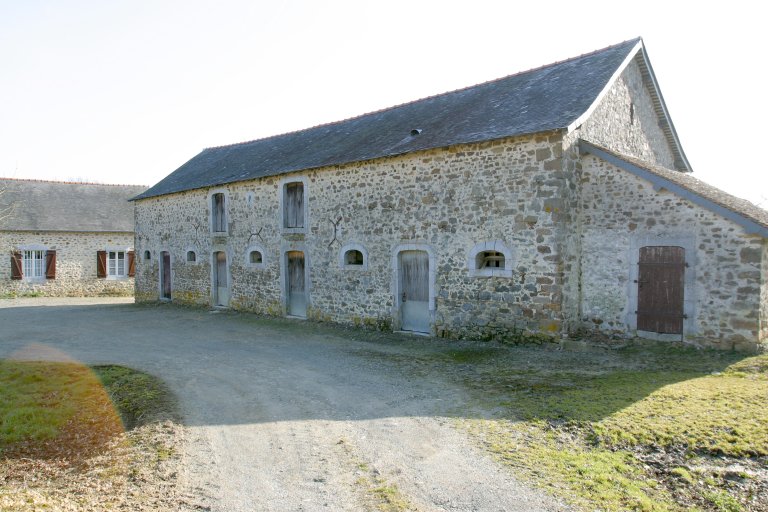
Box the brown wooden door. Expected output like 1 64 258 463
161 251 172 300
637 246 685 334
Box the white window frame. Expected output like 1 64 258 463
468 241 514 278
339 243 369 270
22 249 46 280
106 248 131 280
279 176 309 234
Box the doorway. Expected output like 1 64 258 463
213 251 229 307
286 251 306 317
399 250 430 333
160 251 171 300
636 246 685 334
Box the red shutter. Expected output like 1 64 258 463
127 251 135 277
45 250 56 279
97 250 107 278
11 251 23 280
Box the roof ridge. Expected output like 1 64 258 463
205 37 643 152
0 177 147 188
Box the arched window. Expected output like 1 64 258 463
476 250 505 269
345 250 364 266
187 251 197 263
468 242 513 277
143 250 151 261
339 243 368 270
245 244 267 269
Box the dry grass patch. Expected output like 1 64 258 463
0 360 195 511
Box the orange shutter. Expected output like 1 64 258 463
45 250 56 279
97 250 107 278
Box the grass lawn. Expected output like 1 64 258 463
450 344 768 512
0 359 181 510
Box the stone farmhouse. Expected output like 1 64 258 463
132 38 767 351
0 179 146 297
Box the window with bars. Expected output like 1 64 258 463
477 251 505 269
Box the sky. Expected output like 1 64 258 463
1 1 766 207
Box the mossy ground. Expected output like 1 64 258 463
453 345 768 511
355 335 767 511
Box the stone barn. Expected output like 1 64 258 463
1 179 146 297
132 38 767 351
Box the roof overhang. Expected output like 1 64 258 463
579 140 768 238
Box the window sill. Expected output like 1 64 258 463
469 269 514 278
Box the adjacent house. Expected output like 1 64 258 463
132 38 767 351
0 179 146 297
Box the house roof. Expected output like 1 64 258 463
0 179 146 233
579 141 768 238
135 37 688 201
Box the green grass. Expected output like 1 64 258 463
458 349 768 511
0 360 177 458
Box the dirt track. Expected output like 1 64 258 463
0 298 566 511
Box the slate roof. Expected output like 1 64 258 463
579 141 768 238
136 37 687 201
0 179 146 232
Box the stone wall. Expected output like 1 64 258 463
762 239 768 342
0 231 135 297
578 155 764 351
134 133 571 340
579 57 677 169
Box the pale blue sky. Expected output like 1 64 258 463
1 1 765 206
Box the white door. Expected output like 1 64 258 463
287 251 306 317
400 250 430 333
214 251 229 306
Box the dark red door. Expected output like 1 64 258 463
161 251 172 300
637 246 685 334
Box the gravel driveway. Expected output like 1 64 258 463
0 298 566 511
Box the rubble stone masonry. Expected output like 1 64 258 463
0 231 135 297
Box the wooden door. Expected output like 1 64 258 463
214 251 229 306
400 250 430 333
161 251 171 300
637 246 685 334
287 251 306 317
